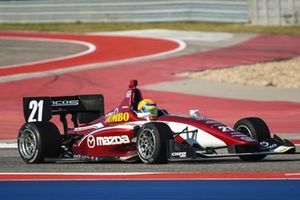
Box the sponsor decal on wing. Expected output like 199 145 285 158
87 135 130 148
105 112 130 123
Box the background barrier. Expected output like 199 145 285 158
0 0 249 23
0 0 299 25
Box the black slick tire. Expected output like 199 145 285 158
17 122 62 163
136 122 173 164
234 117 271 161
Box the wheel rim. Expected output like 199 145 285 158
18 129 37 159
137 128 156 159
236 125 253 138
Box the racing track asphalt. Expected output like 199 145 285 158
0 38 88 67
0 147 299 173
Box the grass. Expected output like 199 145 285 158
0 21 300 35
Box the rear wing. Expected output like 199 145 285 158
23 94 104 131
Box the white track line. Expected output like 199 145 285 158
285 173 300 176
0 142 17 148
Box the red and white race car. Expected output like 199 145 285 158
18 80 296 164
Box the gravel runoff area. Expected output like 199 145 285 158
179 56 300 89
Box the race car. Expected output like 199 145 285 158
18 80 296 164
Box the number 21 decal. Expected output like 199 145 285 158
28 100 44 122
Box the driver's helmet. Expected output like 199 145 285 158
137 99 158 120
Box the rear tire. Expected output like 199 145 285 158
234 117 271 161
136 122 173 164
18 122 62 163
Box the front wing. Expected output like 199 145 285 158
167 134 297 161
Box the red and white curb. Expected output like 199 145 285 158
0 32 185 83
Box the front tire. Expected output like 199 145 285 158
234 117 271 161
136 122 173 164
18 122 62 163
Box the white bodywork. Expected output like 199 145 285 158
164 121 227 148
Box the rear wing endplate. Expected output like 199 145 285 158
23 94 104 125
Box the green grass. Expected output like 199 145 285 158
1 21 300 35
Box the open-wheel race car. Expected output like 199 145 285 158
18 80 296 164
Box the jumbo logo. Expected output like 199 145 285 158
105 112 130 123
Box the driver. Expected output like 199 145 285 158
137 99 158 120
